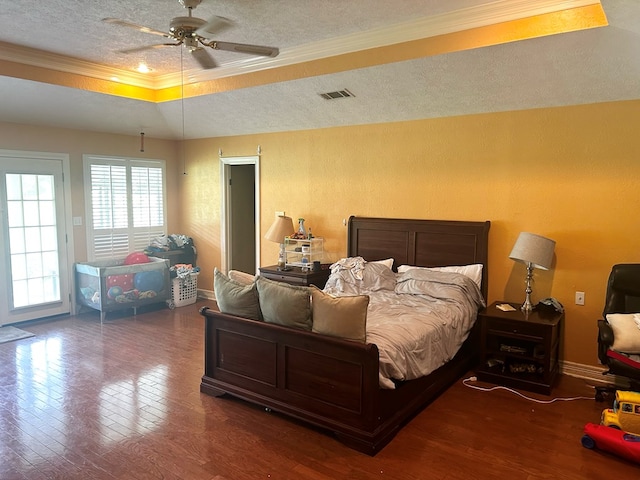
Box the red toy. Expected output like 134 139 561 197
582 422 640 464
124 252 150 265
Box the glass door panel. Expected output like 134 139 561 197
7 173 61 308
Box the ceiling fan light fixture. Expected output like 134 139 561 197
185 37 199 50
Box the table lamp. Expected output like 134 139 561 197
509 232 556 312
265 215 294 270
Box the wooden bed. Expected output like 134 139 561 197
200 216 490 455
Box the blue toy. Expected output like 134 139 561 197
133 270 164 292
107 285 123 299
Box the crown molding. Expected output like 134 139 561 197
0 42 156 89
175 0 600 86
0 0 600 90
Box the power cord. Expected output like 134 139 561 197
462 376 595 403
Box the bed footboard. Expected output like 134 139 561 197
200 307 389 454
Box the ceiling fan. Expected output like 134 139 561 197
103 0 279 70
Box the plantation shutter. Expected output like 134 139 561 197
84 156 166 261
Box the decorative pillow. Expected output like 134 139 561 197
310 286 369 343
213 268 261 321
228 269 256 285
256 276 312 331
606 313 640 354
397 263 483 290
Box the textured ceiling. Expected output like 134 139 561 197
0 0 639 140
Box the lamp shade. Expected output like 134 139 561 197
265 215 294 243
509 232 555 270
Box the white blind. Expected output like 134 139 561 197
84 156 166 261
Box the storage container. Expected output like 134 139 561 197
284 237 324 269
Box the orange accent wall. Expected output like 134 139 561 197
179 99 640 368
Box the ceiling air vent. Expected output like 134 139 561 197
319 89 355 100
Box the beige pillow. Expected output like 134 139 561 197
228 269 256 285
213 268 261 320
607 313 640 353
310 286 369 343
255 276 312 330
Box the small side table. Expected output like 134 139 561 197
258 264 331 288
477 301 564 395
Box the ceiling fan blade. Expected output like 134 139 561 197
194 15 234 38
207 41 279 58
191 47 218 69
103 18 171 38
118 43 180 54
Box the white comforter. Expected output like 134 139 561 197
325 259 485 389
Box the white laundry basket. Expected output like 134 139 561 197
170 272 199 307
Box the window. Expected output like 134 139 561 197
83 155 166 261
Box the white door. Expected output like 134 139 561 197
0 151 72 325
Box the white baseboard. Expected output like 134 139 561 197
561 360 608 383
560 360 630 388
197 288 215 301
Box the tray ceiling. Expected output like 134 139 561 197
0 0 638 140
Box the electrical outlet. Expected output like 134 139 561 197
575 291 585 306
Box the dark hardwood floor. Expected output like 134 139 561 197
0 300 636 479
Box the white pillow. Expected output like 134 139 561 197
397 264 483 290
606 313 640 354
370 258 394 270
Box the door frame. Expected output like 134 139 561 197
0 149 76 321
219 155 260 274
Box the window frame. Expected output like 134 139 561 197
83 154 167 261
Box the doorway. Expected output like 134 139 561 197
0 150 73 325
220 155 260 274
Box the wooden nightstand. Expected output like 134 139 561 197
477 301 563 395
258 264 331 288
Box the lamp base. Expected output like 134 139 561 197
520 299 535 313
521 262 535 313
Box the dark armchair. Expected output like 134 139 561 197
596 264 640 400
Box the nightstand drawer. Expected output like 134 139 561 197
263 272 306 285
485 318 545 341
258 265 331 288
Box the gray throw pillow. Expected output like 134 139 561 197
255 276 312 330
214 268 261 320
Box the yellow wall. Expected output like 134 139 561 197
180 99 640 368
1 98 638 369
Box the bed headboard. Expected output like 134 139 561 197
347 216 491 299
